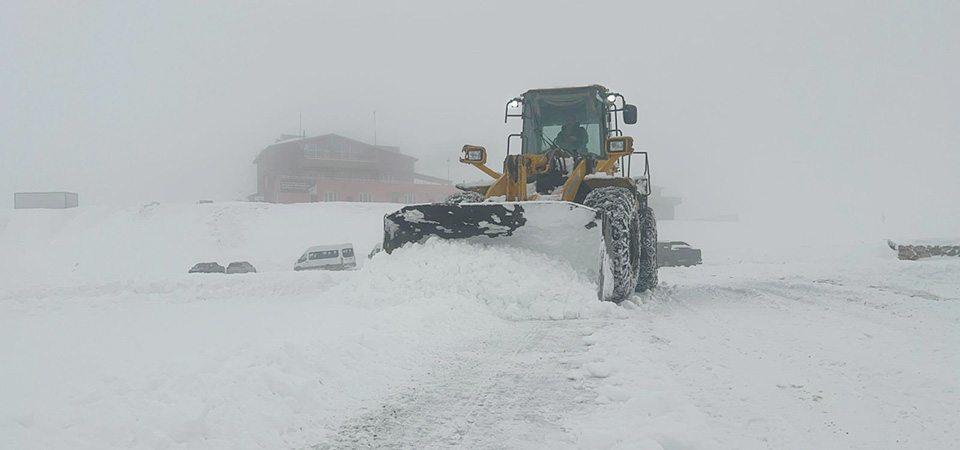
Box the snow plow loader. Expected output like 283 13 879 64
383 85 657 302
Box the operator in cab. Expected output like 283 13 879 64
554 114 589 153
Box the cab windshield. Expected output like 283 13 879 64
521 87 607 157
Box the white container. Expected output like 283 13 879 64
14 192 79 209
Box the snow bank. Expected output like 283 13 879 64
334 239 623 321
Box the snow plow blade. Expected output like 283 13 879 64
383 201 608 284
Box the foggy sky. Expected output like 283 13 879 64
2 0 958 237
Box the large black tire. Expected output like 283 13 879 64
443 191 485 204
636 206 658 292
584 187 641 303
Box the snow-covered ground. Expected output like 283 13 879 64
1 202 957 450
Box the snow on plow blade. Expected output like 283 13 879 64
383 201 607 284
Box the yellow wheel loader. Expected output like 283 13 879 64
382 85 657 302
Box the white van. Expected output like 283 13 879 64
294 243 357 271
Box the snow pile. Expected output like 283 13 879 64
333 238 623 320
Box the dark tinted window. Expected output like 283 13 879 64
342 248 354 257
309 250 339 260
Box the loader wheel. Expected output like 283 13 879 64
584 187 640 303
636 206 659 292
443 191 485 204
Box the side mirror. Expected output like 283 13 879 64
605 136 634 156
623 104 638 125
460 145 487 164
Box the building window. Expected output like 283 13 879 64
323 192 338 202
358 193 372 202
304 141 376 161
402 193 417 203
304 144 321 159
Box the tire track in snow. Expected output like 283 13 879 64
312 320 604 450
453 321 544 449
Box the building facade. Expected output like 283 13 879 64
253 134 456 204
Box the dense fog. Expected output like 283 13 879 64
2 0 957 238
3 3 960 449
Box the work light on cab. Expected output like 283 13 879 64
460 145 487 164
605 136 633 155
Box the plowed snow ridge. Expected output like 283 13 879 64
337 239 623 320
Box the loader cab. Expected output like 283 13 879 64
508 85 635 158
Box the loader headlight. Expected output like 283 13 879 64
509 99 521 109
605 136 633 155
460 145 487 164
607 94 617 103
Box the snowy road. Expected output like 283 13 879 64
2 203 958 450
642 277 960 450
314 320 596 450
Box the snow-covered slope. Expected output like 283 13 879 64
1 202 958 450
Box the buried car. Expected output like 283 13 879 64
189 262 225 273
226 261 257 274
294 243 357 271
657 241 702 267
